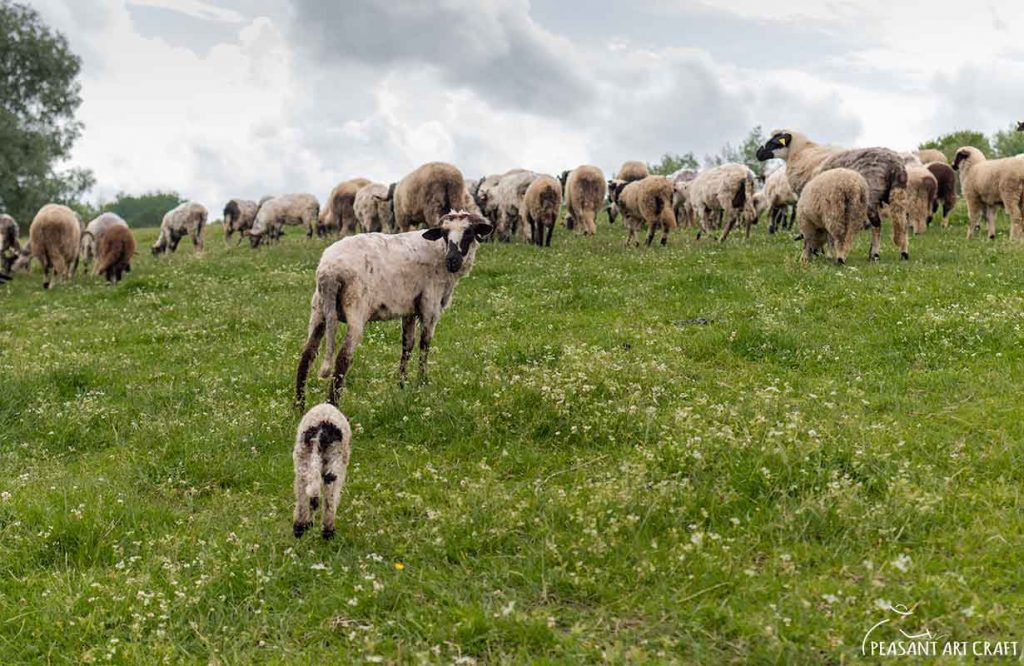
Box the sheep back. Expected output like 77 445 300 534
393 162 466 231
94 224 136 282
522 175 563 229
565 165 606 235
323 178 371 235
353 183 394 233
616 161 649 182
925 162 957 216
29 204 81 280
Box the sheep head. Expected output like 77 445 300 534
756 130 794 161
952 146 984 171
422 210 493 274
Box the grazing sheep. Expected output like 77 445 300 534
926 162 957 227
474 169 528 228
796 168 869 264
607 162 650 224
917 149 948 165
152 201 207 255
80 212 129 266
354 183 395 233
490 170 539 241
521 175 563 247
94 224 136 284
754 167 798 234
295 210 493 408
898 152 923 166
614 176 677 247
669 170 699 230
293 403 352 540
687 163 757 242
563 165 606 235
222 199 259 243
385 162 467 233
247 194 319 248
26 204 81 289
905 166 939 235
321 178 371 238
0 214 20 275
757 130 910 260
952 146 1024 240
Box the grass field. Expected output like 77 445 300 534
2 208 1024 663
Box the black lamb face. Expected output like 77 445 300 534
757 132 793 161
951 149 970 171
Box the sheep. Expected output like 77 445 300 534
926 162 957 228
687 163 757 242
898 152 923 166
382 162 467 233
295 210 493 408
222 199 259 243
753 166 798 234
320 178 371 238
951 146 1024 240
152 201 207 255
917 149 948 165
521 174 563 247
757 130 910 260
94 224 136 284
489 170 539 241
670 170 699 230
905 166 939 235
474 169 528 228
607 162 650 224
292 403 352 540
0 214 20 275
796 168 869 264
613 176 677 247
353 183 395 233
247 194 319 248
80 212 129 266
562 165 606 235
25 204 81 289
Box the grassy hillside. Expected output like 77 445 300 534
1 210 1023 663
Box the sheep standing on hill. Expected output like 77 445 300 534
952 146 1024 240
562 166 606 235
521 175 563 246
26 204 81 289
474 169 528 228
905 166 938 235
490 170 539 241
753 167 798 233
607 161 650 224
152 201 207 255
295 211 493 408
796 169 869 264
383 162 467 233
757 130 910 260
80 212 129 266
293 403 352 540
94 224 136 284
613 176 677 247
670 170 699 230
0 214 20 275
687 163 757 241
926 162 957 227
222 199 259 243
353 183 395 233
247 194 319 248
320 179 371 237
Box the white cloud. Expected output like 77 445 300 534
126 0 244 23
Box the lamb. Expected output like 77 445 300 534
905 166 939 235
562 165 606 235
521 174 563 247
80 212 129 266
753 166 798 234
247 194 319 248
613 176 677 247
152 201 207 255
25 204 81 289
670 170 699 230
353 183 395 233
756 130 910 260
951 146 1024 240
94 224 136 284
295 210 493 408
796 168 869 264
320 178 371 237
489 170 539 241
292 403 352 540
686 163 757 241
0 214 20 275
916 149 948 165
384 162 467 233
926 162 957 227
222 199 259 243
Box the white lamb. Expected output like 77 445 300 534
293 403 352 540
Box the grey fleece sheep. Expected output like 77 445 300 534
223 199 259 243
247 194 320 248
152 201 207 255
0 214 20 276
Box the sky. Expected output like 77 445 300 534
28 0 1024 210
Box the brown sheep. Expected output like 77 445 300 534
615 176 676 247
905 166 939 235
607 161 650 224
521 175 563 247
917 149 948 165
797 169 869 265
563 165 606 235
385 162 466 232
94 224 136 284
27 204 81 289
320 178 371 237
926 162 957 227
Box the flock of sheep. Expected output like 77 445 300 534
4 127 1024 539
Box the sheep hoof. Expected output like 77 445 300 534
293 522 311 538
309 497 320 510
322 527 335 540
900 252 909 261
870 253 880 262
42 281 50 289
836 257 845 265
660 237 668 246
989 235 996 241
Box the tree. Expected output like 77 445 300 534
704 126 769 176
992 123 1024 158
648 152 699 176
103 191 184 228
0 1 93 224
919 130 992 162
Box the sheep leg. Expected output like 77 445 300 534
719 212 737 243
966 201 981 239
192 230 204 253
892 216 909 260
292 464 313 538
318 281 341 379
986 207 999 240
295 309 326 411
1010 194 1024 240
417 314 439 383
545 222 554 247
398 315 416 387
644 223 657 247
328 321 364 405
320 454 346 540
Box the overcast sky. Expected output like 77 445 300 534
30 0 1024 209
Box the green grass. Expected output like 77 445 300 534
2 208 1024 663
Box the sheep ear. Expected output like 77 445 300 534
422 228 445 241
472 222 493 240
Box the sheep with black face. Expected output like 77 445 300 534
952 146 1024 240
295 210 493 408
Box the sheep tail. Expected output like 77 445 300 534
94 237 124 276
317 277 340 379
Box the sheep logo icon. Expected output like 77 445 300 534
861 603 1019 659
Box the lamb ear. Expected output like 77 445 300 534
422 228 445 241
472 222 494 240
